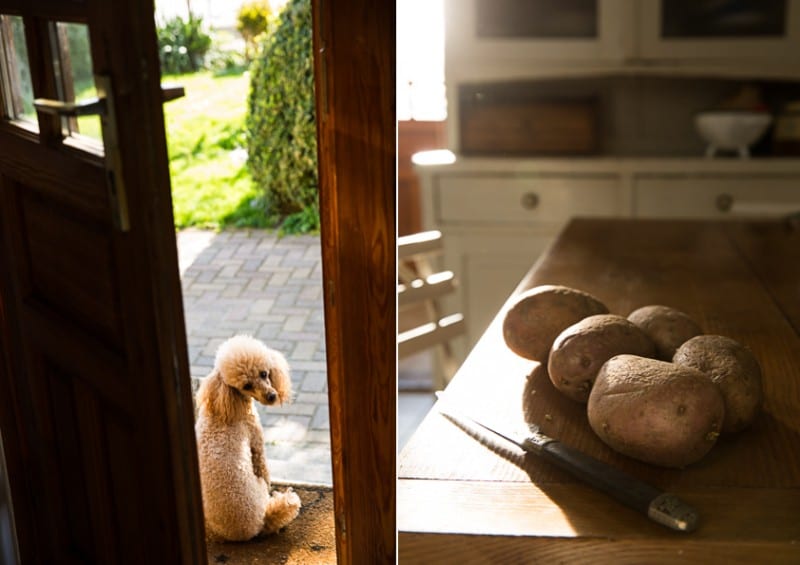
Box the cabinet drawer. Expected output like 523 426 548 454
634 176 800 219
436 175 621 224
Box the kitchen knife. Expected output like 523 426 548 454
436 395 699 533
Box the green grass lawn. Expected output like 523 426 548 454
162 69 270 229
78 69 269 229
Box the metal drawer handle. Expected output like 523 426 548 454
521 192 540 210
716 193 734 213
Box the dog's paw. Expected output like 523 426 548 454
273 487 301 511
284 488 301 510
262 489 302 534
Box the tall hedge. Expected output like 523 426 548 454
246 0 317 217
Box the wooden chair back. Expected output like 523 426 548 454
398 230 465 389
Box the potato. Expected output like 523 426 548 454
502 285 608 362
673 335 763 434
548 314 656 403
587 354 725 468
627 305 702 360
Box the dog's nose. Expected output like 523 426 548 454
267 392 277 404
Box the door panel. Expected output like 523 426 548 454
32 357 121 563
17 186 124 346
0 2 205 563
0 132 107 215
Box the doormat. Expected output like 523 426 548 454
205 483 336 564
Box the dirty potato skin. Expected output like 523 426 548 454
548 314 656 403
628 305 702 361
673 335 763 434
502 285 609 362
588 355 725 468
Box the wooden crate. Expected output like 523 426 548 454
460 98 599 156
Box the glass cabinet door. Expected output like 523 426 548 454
661 0 786 39
640 0 800 60
475 0 597 39
446 0 626 69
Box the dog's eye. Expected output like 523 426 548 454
259 370 269 379
242 383 253 391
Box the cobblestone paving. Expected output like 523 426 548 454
177 229 331 485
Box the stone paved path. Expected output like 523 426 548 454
177 229 331 485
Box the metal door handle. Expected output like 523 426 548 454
33 75 126 231
31 79 184 233
33 84 184 117
33 97 106 117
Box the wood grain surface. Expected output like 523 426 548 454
1 2 207 563
313 0 396 563
398 218 800 564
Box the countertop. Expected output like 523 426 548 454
398 218 800 564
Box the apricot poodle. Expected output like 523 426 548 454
195 335 301 541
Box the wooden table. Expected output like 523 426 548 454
398 218 800 564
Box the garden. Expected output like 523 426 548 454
154 0 318 234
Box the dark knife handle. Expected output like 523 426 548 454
539 440 698 532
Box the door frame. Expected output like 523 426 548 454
313 1 396 562
0 0 396 562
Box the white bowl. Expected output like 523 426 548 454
695 111 772 158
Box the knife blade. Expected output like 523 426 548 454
436 394 699 533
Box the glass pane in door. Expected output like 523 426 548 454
52 22 103 146
662 0 787 38
0 15 36 126
476 0 597 39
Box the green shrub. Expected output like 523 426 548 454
157 14 213 74
237 1 272 62
280 203 320 235
246 0 317 220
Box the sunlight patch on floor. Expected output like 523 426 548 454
176 228 215 275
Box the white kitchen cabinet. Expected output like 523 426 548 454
421 167 626 354
445 0 800 81
417 156 800 363
424 1 800 372
445 0 628 67
639 0 800 62
436 175 622 226
634 175 800 218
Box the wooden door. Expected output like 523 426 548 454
0 2 205 563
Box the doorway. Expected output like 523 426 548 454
155 0 332 487
0 1 394 562
148 1 337 559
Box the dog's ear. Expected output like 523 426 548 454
197 369 247 424
269 351 293 405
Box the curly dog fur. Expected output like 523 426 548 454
195 335 301 541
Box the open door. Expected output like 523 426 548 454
0 2 205 563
